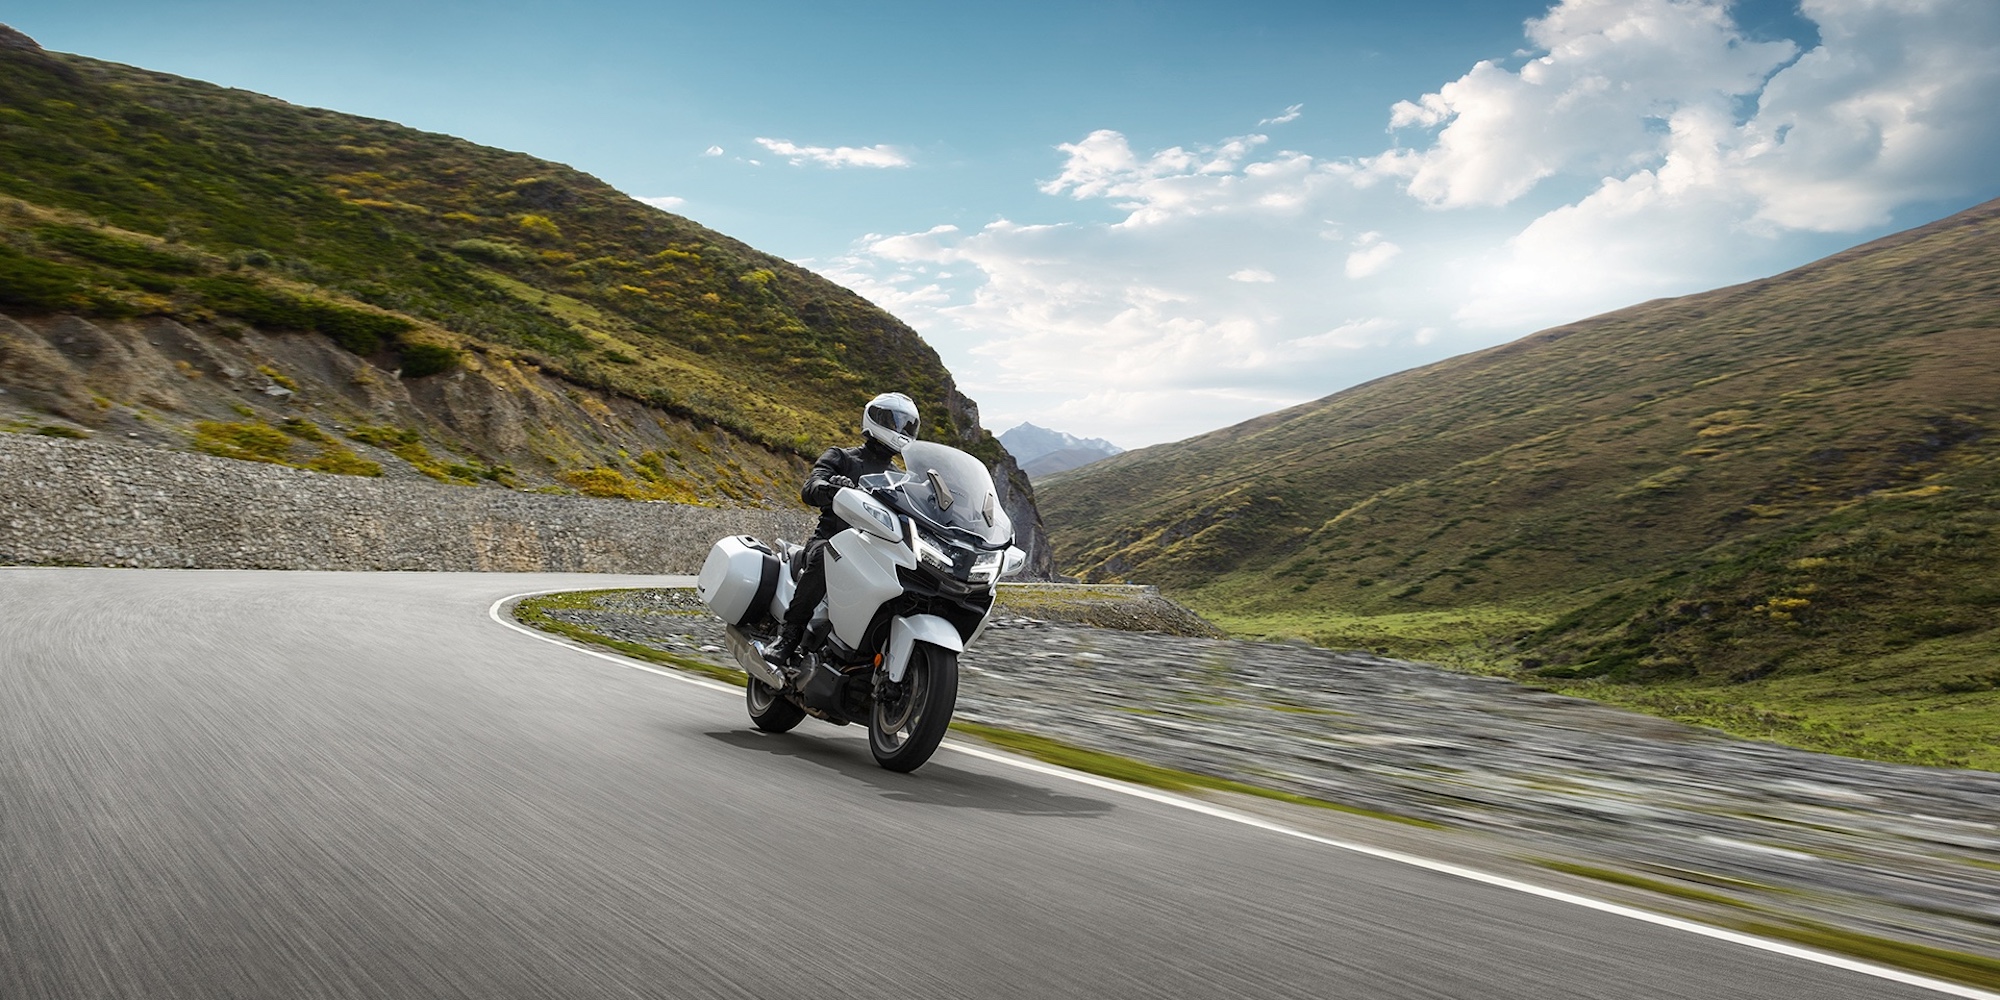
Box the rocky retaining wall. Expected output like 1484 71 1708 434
0 433 814 572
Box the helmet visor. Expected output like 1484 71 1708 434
867 402 920 438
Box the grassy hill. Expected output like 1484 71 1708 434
1039 199 2000 767
0 27 1045 546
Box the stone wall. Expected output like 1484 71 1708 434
0 433 814 573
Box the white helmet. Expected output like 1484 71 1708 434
861 392 920 453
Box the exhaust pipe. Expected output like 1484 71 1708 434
725 625 789 689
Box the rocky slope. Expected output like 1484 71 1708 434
0 26 1052 574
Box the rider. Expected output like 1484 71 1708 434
762 391 921 670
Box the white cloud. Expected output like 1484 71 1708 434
815 204 1417 444
1374 0 1798 208
634 195 685 211
702 145 724 156
1732 0 2000 230
1287 317 1403 352
1036 130 1322 226
807 0 2000 447
754 137 910 168
1448 0 2000 325
1344 232 1401 278
1259 103 1304 126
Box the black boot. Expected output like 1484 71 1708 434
763 622 805 673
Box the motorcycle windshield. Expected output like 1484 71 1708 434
895 441 1013 547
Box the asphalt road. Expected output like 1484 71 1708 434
0 568 1979 999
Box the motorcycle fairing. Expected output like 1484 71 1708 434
825 527 914 647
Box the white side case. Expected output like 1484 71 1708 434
697 535 776 626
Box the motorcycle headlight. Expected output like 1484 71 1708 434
967 549 1004 584
914 530 954 573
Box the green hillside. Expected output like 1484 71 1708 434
0 30 1013 488
1040 199 2000 767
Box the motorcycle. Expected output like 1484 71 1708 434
695 441 1027 772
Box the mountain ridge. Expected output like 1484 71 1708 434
999 421 1123 479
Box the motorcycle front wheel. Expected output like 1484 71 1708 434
869 644 958 773
746 676 805 733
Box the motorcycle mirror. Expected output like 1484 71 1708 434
834 487 902 542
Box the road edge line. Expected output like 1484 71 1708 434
488 590 740 695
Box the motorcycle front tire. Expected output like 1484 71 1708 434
869 644 958 773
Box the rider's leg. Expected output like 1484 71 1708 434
765 542 825 667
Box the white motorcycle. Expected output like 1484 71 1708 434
696 441 1026 772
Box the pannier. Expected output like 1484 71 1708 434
696 535 780 627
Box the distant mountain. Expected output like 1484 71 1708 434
1000 423 1123 479
0 28 1055 574
1036 197 2000 759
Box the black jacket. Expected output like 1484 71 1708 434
802 441 899 540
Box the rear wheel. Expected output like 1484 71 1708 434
869 645 958 772
746 676 805 733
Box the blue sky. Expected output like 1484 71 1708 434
10 1 1998 447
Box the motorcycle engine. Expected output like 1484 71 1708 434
798 653 874 725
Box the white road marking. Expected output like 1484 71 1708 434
488 590 2000 1000
489 589 742 695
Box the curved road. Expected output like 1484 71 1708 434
0 568 1982 999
